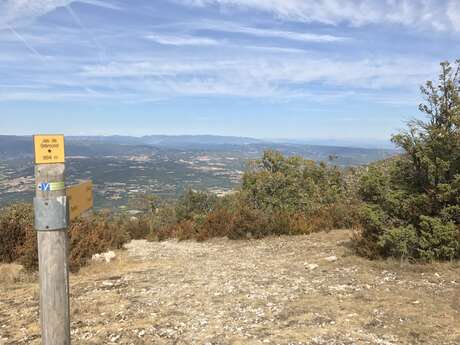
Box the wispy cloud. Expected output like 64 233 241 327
0 0 71 29
191 21 348 42
0 0 118 29
1 54 432 103
447 1 460 30
219 25 347 42
146 34 220 46
79 0 122 10
79 57 437 101
0 90 98 102
177 0 460 32
0 0 450 106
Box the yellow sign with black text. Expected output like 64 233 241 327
67 181 93 221
34 135 65 164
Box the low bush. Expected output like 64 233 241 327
149 194 360 242
175 188 218 221
121 215 150 240
195 207 234 240
68 212 129 272
242 151 346 215
240 151 361 234
0 204 131 272
147 151 362 242
0 203 35 267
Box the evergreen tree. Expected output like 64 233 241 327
358 60 460 261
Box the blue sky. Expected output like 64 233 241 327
0 0 459 143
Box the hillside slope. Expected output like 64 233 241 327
0 230 458 344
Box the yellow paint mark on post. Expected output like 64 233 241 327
66 181 93 221
34 135 65 164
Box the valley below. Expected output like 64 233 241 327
0 135 396 209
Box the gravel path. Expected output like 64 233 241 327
0 230 459 344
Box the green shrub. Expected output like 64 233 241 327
147 150 362 242
358 166 390 204
356 60 460 261
378 225 418 260
241 150 360 231
175 188 217 221
148 203 178 241
417 216 459 261
242 151 346 215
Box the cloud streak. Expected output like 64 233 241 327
146 34 220 46
0 0 451 107
177 0 460 31
0 0 117 29
79 57 437 100
216 25 347 42
0 0 72 28
180 20 348 42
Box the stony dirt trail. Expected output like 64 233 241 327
0 230 459 344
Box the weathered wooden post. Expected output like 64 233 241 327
33 134 71 345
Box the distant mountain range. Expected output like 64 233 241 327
0 134 397 166
65 135 264 147
273 138 395 150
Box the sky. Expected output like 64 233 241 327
0 0 459 143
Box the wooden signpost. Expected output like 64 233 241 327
33 134 70 345
33 135 93 345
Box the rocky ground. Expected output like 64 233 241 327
0 230 459 344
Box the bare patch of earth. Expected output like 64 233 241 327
0 230 459 344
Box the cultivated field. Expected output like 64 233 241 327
0 230 459 344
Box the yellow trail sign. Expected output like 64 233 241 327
34 134 65 164
66 181 93 221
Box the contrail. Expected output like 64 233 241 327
65 4 105 63
65 4 120 94
7 25 46 63
7 19 103 100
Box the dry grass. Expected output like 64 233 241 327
74 250 132 278
0 264 37 285
0 230 459 344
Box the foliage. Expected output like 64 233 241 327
148 152 361 242
242 151 346 215
175 188 218 221
121 215 151 240
0 203 35 265
68 212 129 271
0 204 131 272
242 150 360 232
356 60 460 261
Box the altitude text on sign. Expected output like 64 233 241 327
34 134 65 164
67 181 93 221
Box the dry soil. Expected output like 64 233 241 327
0 230 459 344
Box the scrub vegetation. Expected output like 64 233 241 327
1 60 460 274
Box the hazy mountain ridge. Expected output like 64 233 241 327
0 135 395 162
63 135 264 146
